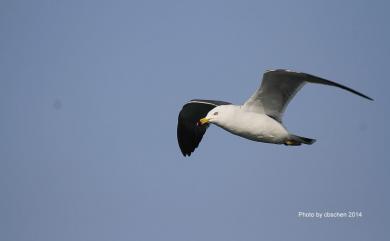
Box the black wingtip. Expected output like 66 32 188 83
352 91 373 101
177 99 231 157
355 93 373 101
304 73 374 102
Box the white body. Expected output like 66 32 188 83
207 105 289 144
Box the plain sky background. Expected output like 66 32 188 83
1 0 389 240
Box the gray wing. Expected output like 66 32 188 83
177 99 231 157
243 69 373 122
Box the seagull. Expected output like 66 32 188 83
177 69 373 156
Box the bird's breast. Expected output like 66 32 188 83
216 112 289 143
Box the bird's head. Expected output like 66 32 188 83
197 105 232 126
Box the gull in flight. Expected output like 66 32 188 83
177 69 373 156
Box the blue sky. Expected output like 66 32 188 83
0 0 389 240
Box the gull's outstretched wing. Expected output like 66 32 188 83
177 99 231 156
243 69 373 122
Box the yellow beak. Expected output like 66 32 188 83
198 117 210 125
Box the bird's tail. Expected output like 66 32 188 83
285 134 316 146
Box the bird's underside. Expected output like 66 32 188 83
177 69 373 156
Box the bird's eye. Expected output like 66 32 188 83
213 112 218 116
